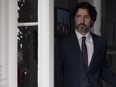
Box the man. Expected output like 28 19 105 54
55 1 116 87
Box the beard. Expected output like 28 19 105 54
76 24 89 33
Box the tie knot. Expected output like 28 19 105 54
82 36 86 41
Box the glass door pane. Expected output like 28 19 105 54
17 26 38 87
18 0 38 22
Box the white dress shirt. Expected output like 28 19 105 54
75 30 94 66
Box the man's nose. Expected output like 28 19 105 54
80 18 84 24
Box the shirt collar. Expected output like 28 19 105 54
75 29 93 43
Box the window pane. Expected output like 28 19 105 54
18 0 38 22
17 26 38 87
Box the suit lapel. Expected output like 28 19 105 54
72 32 88 68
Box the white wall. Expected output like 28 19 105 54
93 0 102 36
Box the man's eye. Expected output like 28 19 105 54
85 16 90 19
76 15 80 18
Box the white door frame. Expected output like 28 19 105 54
0 0 17 87
38 0 54 87
0 0 54 87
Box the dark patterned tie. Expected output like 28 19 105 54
82 36 88 66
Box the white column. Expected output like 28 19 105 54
38 0 54 87
0 0 17 87
93 0 102 36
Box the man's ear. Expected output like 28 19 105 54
92 21 94 24
91 21 94 27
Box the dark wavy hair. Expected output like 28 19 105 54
72 2 97 25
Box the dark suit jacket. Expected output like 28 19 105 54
55 31 116 87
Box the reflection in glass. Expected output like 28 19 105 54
18 0 38 22
17 26 38 87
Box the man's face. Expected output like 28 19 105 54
74 8 93 34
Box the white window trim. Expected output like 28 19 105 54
17 22 38 27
